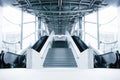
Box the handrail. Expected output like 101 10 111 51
2 40 20 44
23 32 35 40
82 16 117 25
100 41 118 53
100 41 118 44
23 21 38 24
85 32 97 40
2 30 40 45
84 32 118 45
2 40 20 53
3 16 20 25
3 16 38 25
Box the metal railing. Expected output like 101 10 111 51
100 40 118 53
2 40 20 53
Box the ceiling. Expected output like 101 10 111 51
1 0 119 34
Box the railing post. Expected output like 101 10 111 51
35 16 37 41
83 16 85 41
97 8 100 49
20 8 24 49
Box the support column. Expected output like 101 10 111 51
35 16 37 41
44 23 46 36
20 8 23 49
117 6 120 51
38 17 41 38
79 17 82 38
0 6 3 51
97 8 100 49
83 16 85 41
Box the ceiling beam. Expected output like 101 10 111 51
37 0 48 11
37 9 93 13
79 0 82 9
89 0 96 8
39 14 81 18
40 1 90 5
18 1 91 7
38 0 41 3
58 0 62 10
25 0 32 6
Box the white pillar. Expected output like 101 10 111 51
35 16 37 41
83 16 85 41
20 8 24 49
117 7 120 51
0 6 3 51
97 9 100 49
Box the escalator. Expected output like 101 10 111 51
0 52 26 68
43 41 77 67
94 51 120 68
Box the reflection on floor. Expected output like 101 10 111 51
0 68 120 80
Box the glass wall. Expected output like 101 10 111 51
84 6 118 53
22 12 37 49
2 6 21 53
2 6 37 53
99 6 118 53
84 12 98 49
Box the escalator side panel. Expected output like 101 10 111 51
32 36 48 52
72 36 88 52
